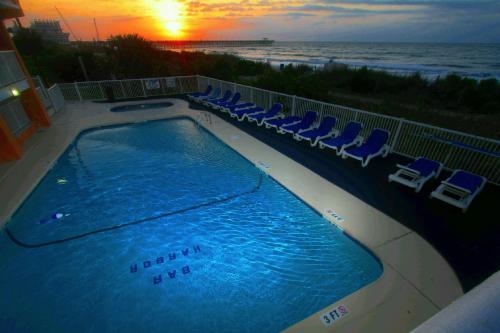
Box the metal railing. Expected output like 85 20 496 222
0 51 25 88
57 76 198 102
50 74 500 185
47 84 65 113
32 77 65 115
36 87 52 109
0 98 30 136
198 76 500 185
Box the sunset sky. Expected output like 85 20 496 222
16 0 500 42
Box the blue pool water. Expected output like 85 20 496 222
0 118 382 333
110 102 173 112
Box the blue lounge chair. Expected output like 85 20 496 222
247 103 283 126
214 92 241 110
226 102 256 113
294 116 337 147
203 90 232 107
194 87 221 103
430 170 486 212
265 116 302 131
187 85 212 101
388 157 443 192
278 111 317 135
230 106 265 120
342 128 390 167
319 121 363 155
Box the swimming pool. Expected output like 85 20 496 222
0 118 382 332
109 101 173 112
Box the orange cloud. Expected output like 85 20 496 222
16 0 309 40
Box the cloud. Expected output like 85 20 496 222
18 0 500 42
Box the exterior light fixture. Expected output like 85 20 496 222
10 88 20 97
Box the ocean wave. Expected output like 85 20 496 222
200 42 500 80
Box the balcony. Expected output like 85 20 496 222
0 0 23 18
0 0 19 8
0 50 28 103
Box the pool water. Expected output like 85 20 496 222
0 118 382 333
109 102 173 112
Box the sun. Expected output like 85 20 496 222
153 0 185 38
166 21 181 35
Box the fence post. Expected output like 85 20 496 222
250 88 254 103
46 86 56 112
98 81 106 100
196 75 201 92
35 75 44 88
160 79 166 95
292 95 296 116
391 118 405 151
120 81 126 98
443 146 455 167
268 93 272 109
74 82 82 101
178 77 184 93
141 79 147 97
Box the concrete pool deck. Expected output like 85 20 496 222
0 98 463 332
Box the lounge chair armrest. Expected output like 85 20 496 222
442 181 472 194
297 125 317 134
397 164 421 176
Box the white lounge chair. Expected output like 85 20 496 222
430 170 486 212
294 116 337 147
342 128 391 167
319 121 363 155
388 157 443 192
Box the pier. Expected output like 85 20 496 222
153 39 274 50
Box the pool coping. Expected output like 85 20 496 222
0 98 463 333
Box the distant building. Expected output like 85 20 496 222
30 19 69 44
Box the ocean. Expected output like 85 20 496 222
183 42 500 81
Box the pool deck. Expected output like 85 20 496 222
0 98 464 332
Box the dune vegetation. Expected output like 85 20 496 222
13 31 500 138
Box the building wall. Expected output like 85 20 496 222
30 20 70 44
0 17 51 162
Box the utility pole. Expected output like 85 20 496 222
78 56 89 81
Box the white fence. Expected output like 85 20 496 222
51 74 500 185
47 84 65 113
198 76 500 185
32 77 65 115
57 76 198 102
